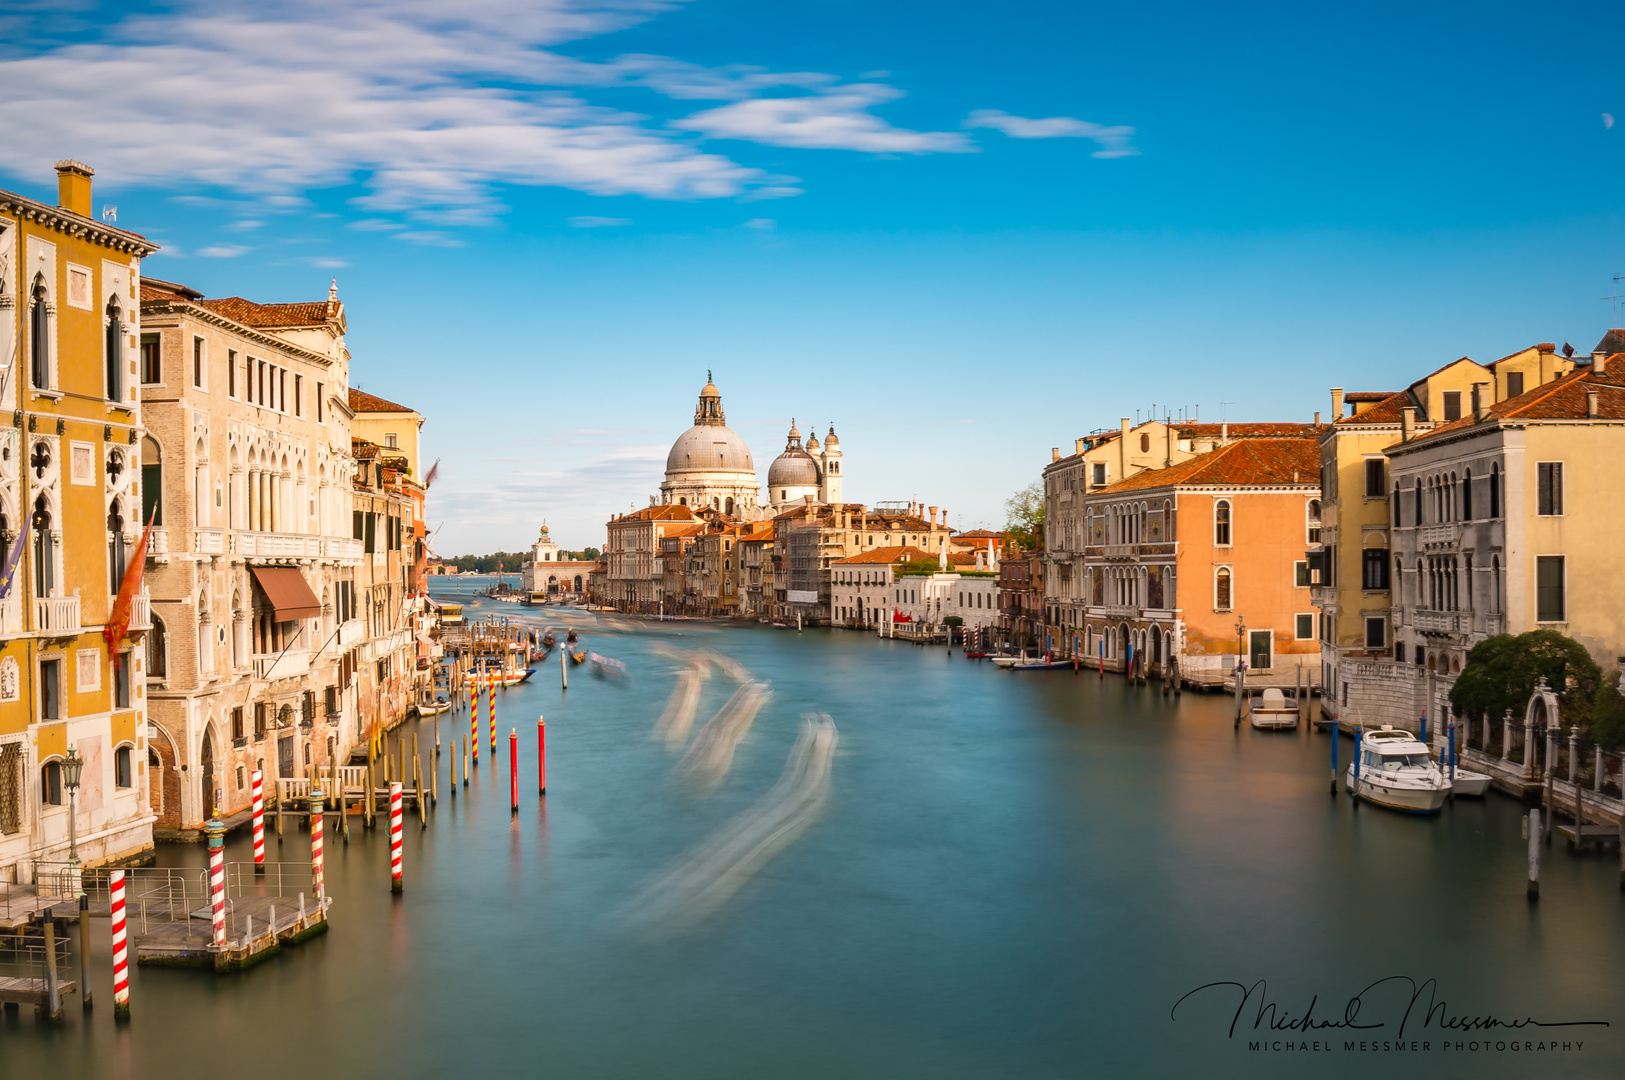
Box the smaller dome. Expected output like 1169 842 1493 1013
806 433 820 452
824 425 839 448
768 449 820 489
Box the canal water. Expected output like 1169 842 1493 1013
9 600 1624 1078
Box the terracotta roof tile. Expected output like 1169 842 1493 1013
1336 389 1414 425
609 504 698 524
1175 422 1324 437
1344 391 1396 403
1095 439 1321 494
348 388 416 414
832 545 936 565
196 296 339 328
1405 359 1625 444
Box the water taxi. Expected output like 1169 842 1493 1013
1343 726 1451 814
1245 687 1298 730
439 603 465 627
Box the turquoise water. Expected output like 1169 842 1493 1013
7 595 1623 1078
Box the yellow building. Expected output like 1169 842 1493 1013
0 162 160 881
349 387 424 480
1384 347 1624 751
1313 344 1577 727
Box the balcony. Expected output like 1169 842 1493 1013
34 596 81 636
338 618 365 647
1420 524 1461 551
255 648 310 681
146 527 169 559
0 596 21 636
195 528 225 555
231 530 324 560
1103 544 1137 560
1413 609 1466 634
326 537 363 561
129 590 151 631
1310 586 1337 610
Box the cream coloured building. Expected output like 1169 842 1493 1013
138 277 365 836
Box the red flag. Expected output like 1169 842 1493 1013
105 511 156 666
424 458 440 487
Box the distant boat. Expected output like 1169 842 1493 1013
569 650 586 666
1246 688 1299 730
1344 726 1451 814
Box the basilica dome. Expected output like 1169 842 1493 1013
666 424 754 474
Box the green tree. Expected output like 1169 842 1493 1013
1449 629 1602 729
1004 482 1045 551
1591 670 1625 750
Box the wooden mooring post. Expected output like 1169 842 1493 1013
1527 808 1541 900
78 894 91 1011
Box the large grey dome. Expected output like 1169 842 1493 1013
768 449 819 488
666 424 755 474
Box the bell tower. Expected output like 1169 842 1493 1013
820 424 843 503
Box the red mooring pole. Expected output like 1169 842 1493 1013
250 768 266 874
389 782 404 894
538 717 547 795
509 729 518 815
110 870 130 1020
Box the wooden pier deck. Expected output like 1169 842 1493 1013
135 894 330 971
0 976 77 1008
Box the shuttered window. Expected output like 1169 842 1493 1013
1536 556 1565 622
1537 463 1563 516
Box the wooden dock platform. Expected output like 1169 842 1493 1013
0 975 77 1008
135 894 330 971
1557 823 1621 850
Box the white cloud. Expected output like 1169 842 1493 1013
674 84 974 154
965 110 1139 159
197 244 248 258
310 257 351 268
348 219 407 231
226 219 263 231
569 215 632 227
743 218 775 230
392 230 464 247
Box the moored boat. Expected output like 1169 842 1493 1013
1246 687 1299 730
1444 767 1492 797
1343 725 1450 814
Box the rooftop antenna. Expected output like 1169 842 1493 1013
1220 401 1233 423
1606 274 1625 327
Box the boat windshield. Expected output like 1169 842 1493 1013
1380 753 1431 769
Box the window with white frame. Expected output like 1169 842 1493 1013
1295 613 1314 640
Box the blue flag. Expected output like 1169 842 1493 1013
0 531 25 600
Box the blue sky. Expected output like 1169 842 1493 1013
3 1 1622 553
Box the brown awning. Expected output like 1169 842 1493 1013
251 567 322 621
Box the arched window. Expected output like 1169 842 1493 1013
29 276 49 390
1163 499 1175 540
108 505 127 594
1214 501 1231 546
105 298 123 401
197 591 214 674
1489 463 1500 518
1392 483 1400 527
725 496 735 516
1139 433 1150 452
147 615 167 679
1215 567 1232 611
1413 483 1423 526
1306 500 1321 544
1462 468 1473 520
141 436 163 526
1491 556 1501 614
31 494 53 597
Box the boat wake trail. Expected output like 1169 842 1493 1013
653 665 707 750
623 714 839 936
677 681 772 795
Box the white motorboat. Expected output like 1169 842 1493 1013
1246 687 1298 730
1444 767 1492 797
1343 725 1451 814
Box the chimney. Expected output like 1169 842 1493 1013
54 160 94 217
1596 352 1611 375
928 506 937 526
1400 406 1416 442
1220 422 1228 445
1051 448 1060 463
1314 411 1321 425
1075 437 1086 454
1330 387 1345 420
1587 390 1600 419
1472 382 1491 422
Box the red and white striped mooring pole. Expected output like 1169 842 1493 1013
205 813 226 947
110 869 130 1019
489 679 497 753
389 781 404 894
509 729 518 815
309 783 325 900
537 716 547 796
250 769 266 875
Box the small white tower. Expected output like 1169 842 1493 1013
819 424 843 503
532 522 560 564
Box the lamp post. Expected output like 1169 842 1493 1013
1233 618 1247 729
63 745 84 872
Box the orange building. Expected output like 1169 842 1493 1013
1079 439 1321 683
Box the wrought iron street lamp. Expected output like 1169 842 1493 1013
62 745 83 862
1233 618 1248 729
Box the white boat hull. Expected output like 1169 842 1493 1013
1446 770 1492 797
1344 765 1450 814
1249 708 1298 730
